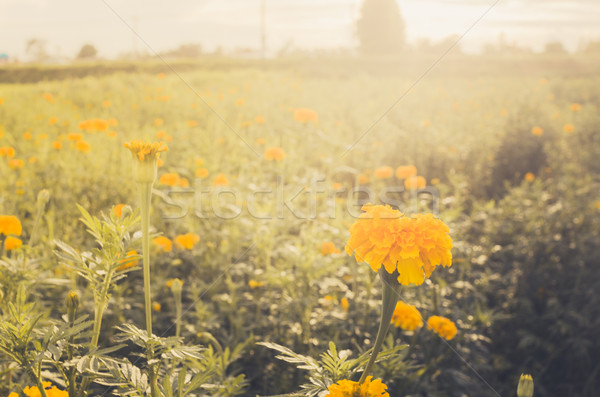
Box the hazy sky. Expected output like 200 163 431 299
1 0 599 59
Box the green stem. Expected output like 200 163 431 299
359 268 401 384
91 270 112 348
27 365 48 397
67 304 77 396
175 291 182 339
140 182 153 338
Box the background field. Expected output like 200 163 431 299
1 54 599 396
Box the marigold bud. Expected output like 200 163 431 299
517 374 534 397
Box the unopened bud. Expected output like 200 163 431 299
66 290 80 313
37 189 50 206
517 374 534 397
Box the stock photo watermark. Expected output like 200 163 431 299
156 177 440 220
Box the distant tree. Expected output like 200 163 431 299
162 43 202 58
356 0 406 56
583 40 600 54
544 41 567 55
25 38 49 62
77 44 98 59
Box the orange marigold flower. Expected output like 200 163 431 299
113 204 126 218
42 93 55 103
249 279 265 289
256 138 266 145
23 132 33 140
325 376 389 397
374 166 393 179
404 176 426 190
159 172 180 187
531 126 543 136
102 100 111 108
427 315 457 340
153 236 172 252
321 241 341 256
264 147 286 161
345 205 452 286
117 250 139 271
0 146 15 158
524 172 535 182
68 133 83 141
92 118 108 131
213 173 229 186
48 116 59 125
22 382 68 397
174 233 200 250
52 141 62 150
395 165 417 179
358 173 371 184
8 159 24 169
124 140 168 162
153 302 161 312
340 297 349 312
570 103 581 112
563 124 575 133
255 115 265 124
4 236 22 250
391 301 423 331
75 140 91 153
196 168 209 178
154 118 164 127
179 177 190 187
293 107 319 124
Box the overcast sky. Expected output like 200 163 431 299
1 0 599 59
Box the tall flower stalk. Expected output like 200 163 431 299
345 204 452 382
124 140 167 397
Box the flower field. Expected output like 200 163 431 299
0 56 599 396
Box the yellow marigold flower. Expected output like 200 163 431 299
117 250 139 271
374 166 393 179
570 103 581 112
427 315 457 340
157 72 165 79
0 146 15 158
563 124 575 133
175 233 200 250
321 241 341 256
195 168 209 178
213 173 229 186
293 107 319 124
340 297 349 312
325 376 389 397
24 382 69 397
595 201 600 211
124 140 168 162
395 165 417 179
391 301 423 331
153 302 161 312
23 132 32 140
8 392 18 397
531 126 543 136
153 236 172 252
0 215 23 236
524 172 535 182
404 175 426 190
52 141 62 150
48 116 59 125
159 172 180 187
249 279 265 289
264 147 286 161
345 205 452 286
91 118 108 131
75 140 91 153
255 115 265 124
179 177 190 188
4 236 22 250
8 159 24 169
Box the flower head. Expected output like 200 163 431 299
249 279 265 289
391 301 423 331
404 176 426 190
427 315 457 340
531 126 544 136
517 374 534 397
325 376 389 397
117 250 139 271
264 147 286 161
153 236 173 252
321 241 341 256
0 215 22 236
374 166 393 179
345 205 452 286
293 108 319 124
395 165 417 179
4 236 23 250
175 233 200 250
124 140 168 184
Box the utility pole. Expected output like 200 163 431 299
260 0 266 58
